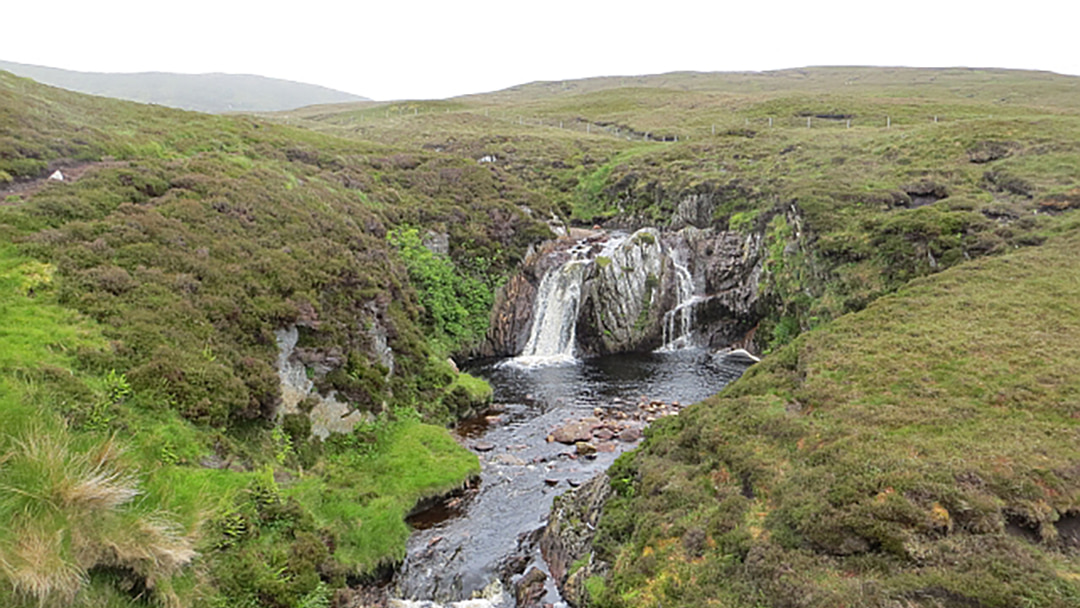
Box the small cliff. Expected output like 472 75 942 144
484 225 767 358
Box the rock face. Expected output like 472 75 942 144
576 229 666 355
274 326 369 438
540 474 613 607
483 273 538 358
513 567 547 608
485 225 765 358
679 228 765 349
670 192 716 230
479 237 587 357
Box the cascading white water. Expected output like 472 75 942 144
505 234 630 367
659 255 701 351
513 260 588 366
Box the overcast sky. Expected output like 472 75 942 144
2 1 1077 100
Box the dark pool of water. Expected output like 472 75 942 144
391 349 750 606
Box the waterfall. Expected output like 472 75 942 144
504 233 630 367
510 260 588 366
659 255 701 351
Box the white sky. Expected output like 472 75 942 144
2 0 1077 100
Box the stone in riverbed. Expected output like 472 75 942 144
575 442 597 456
618 427 642 442
473 441 496 452
552 420 594 444
593 428 614 441
495 454 526 466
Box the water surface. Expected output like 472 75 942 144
391 349 750 606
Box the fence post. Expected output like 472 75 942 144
587 123 590 134
934 115 938 123
712 124 715 135
887 116 891 129
769 117 773 128
807 117 812 128
846 119 851 129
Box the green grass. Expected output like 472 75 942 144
0 75 495 605
290 419 479 568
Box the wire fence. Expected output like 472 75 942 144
320 102 977 143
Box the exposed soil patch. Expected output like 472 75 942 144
902 180 949 207
982 170 1034 199
968 140 1016 164
1038 188 1080 214
1004 512 1041 543
1055 511 1080 549
1 159 125 203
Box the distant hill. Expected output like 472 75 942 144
459 66 1080 110
0 59 368 113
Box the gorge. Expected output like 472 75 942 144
376 223 774 606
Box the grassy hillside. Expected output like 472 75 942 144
275 66 1080 350
0 60 369 113
590 221 1080 607
0 70 548 606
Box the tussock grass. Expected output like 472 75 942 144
0 428 195 606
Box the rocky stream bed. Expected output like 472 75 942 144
384 349 753 608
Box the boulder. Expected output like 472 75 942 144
552 421 594 444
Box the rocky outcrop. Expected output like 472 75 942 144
486 225 766 358
483 273 538 358
513 567 547 608
678 229 765 349
540 474 613 607
670 192 716 230
481 232 607 357
274 326 369 438
576 229 666 355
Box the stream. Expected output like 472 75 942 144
388 349 752 607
